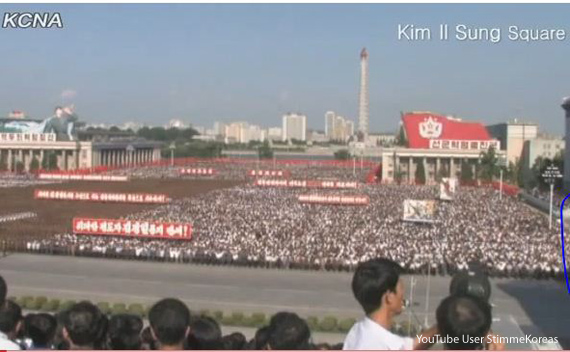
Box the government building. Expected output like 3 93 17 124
0 111 162 172
380 112 505 184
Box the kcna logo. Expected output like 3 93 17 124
419 116 443 139
2 12 63 29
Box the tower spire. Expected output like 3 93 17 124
358 47 369 142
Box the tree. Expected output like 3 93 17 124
396 127 407 147
460 160 474 183
394 167 405 185
478 147 499 182
29 157 40 173
415 159 426 185
258 140 274 159
334 149 351 160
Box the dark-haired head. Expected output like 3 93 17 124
24 313 57 348
0 275 6 306
187 316 223 350
0 300 22 339
352 258 405 316
107 314 143 350
266 312 311 350
62 301 104 349
148 298 190 349
436 295 492 350
222 332 247 350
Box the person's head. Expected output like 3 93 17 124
24 313 57 348
436 295 492 350
148 298 191 349
107 314 143 350
186 316 222 350
352 258 405 316
222 332 247 350
62 301 103 349
266 312 311 350
0 300 23 339
0 275 6 306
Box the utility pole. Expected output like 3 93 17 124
542 164 562 229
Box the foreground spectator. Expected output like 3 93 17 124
344 258 438 350
107 314 143 350
265 312 311 350
0 275 6 306
436 295 504 350
187 316 223 350
222 332 247 350
61 301 105 349
23 313 57 350
148 298 191 350
0 300 23 350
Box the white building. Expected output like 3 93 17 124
282 113 307 142
214 122 227 137
267 127 282 141
167 119 186 129
324 111 354 142
487 120 538 165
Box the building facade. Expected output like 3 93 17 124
381 112 504 184
325 111 354 142
487 120 538 165
0 133 162 172
282 113 307 142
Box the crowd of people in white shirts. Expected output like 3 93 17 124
25 181 563 279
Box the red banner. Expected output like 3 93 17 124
179 168 216 175
35 190 169 204
254 179 359 189
248 170 288 177
38 174 129 182
298 194 370 205
72 218 192 240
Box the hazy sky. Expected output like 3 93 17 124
0 4 569 133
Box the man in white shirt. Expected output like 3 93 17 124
344 258 438 350
0 300 23 350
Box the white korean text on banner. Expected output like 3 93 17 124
248 170 288 177
179 168 216 175
255 179 358 189
73 218 192 241
38 174 129 182
298 194 369 206
35 190 169 204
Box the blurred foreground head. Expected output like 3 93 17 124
148 298 191 350
436 295 492 350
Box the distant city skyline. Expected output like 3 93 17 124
0 4 569 134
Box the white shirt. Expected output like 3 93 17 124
0 332 21 350
343 317 414 350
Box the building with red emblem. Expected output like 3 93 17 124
380 112 505 184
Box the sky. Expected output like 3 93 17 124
0 4 569 134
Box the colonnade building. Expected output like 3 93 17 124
380 112 505 184
0 132 162 172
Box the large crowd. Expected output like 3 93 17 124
25 181 562 279
107 161 373 181
0 258 514 350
